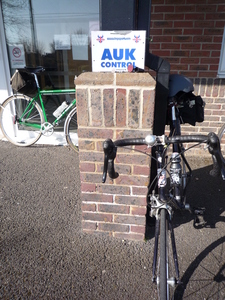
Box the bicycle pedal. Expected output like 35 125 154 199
193 214 206 228
192 206 205 216
191 206 206 228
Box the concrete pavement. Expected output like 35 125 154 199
1 140 225 299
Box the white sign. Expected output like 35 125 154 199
91 30 146 72
54 34 71 50
9 44 26 68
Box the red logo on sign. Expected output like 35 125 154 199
97 35 105 43
12 47 21 58
133 35 141 43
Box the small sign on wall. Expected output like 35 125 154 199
91 31 146 72
9 44 26 69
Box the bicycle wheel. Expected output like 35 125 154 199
159 208 169 300
64 107 78 152
175 236 225 299
0 94 44 146
159 208 176 300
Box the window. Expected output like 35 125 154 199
2 0 99 88
218 27 225 78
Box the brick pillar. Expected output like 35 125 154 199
76 72 156 240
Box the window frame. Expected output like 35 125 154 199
218 27 225 78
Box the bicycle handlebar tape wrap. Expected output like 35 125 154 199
75 72 156 240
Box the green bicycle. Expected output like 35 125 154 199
0 66 78 152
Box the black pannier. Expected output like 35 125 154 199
10 69 37 97
177 92 205 126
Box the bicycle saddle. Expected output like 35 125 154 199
24 66 45 74
169 74 194 97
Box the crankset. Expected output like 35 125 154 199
41 122 54 136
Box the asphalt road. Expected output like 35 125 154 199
1 140 225 299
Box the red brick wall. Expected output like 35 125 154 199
150 0 225 78
150 0 225 153
76 72 156 240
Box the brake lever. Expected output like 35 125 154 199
102 153 108 183
210 155 221 177
208 132 225 180
102 139 118 183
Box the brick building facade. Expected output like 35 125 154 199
150 0 224 78
150 0 225 154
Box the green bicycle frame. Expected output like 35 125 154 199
18 88 76 129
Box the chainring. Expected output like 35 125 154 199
41 122 54 136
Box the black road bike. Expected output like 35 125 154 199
102 73 225 300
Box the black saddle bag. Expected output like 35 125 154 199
177 92 205 126
10 69 37 97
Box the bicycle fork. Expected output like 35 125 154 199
151 146 181 288
152 206 181 287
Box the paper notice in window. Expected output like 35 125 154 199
54 35 71 50
72 34 88 61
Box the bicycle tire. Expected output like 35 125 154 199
64 107 78 152
0 94 44 146
159 208 169 300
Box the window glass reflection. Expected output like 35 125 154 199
2 0 99 88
